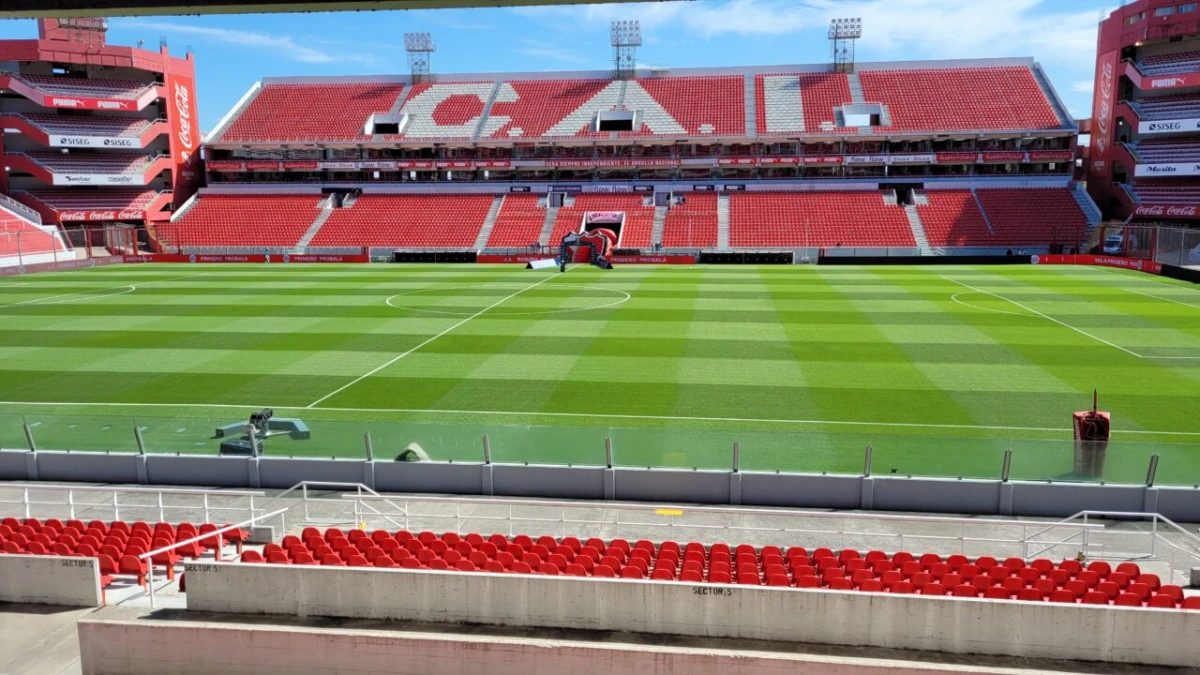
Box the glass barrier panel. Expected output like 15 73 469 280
22 413 142 453
739 429 866 475
0 413 29 450
367 421 486 463
488 424 606 466
858 434 1009 480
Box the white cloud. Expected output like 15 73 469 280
117 20 374 65
1071 80 1094 93
514 40 592 65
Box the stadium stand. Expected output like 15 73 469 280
170 194 322 248
974 188 1088 245
216 527 1199 609
1139 50 1200 75
14 188 158 215
729 191 915 247
1132 179 1200 203
917 190 995 247
0 210 64 258
20 150 155 175
485 194 546 248
13 113 155 138
312 194 494 248
797 73 857 133
14 74 153 100
1135 95 1200 120
548 194 655 247
661 192 718 248
487 79 615 139
218 83 407 142
857 67 1063 132
1133 136 1200 162
392 81 495 139
628 76 745 136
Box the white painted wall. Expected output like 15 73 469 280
184 563 1200 667
0 554 102 606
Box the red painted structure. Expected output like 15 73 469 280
0 19 200 230
1087 0 1200 222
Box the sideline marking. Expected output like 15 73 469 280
1 399 1198 437
0 272 211 309
1123 286 1200 311
307 271 564 408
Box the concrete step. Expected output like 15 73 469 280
294 202 334 253
473 195 506 249
743 74 757 136
1072 184 1104 225
537 206 560 247
717 193 731 250
651 205 668 247
971 189 997 235
903 204 933 255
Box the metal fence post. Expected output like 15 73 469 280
863 445 873 478
605 436 613 469
732 441 741 473
1001 449 1012 482
482 434 491 464
134 424 146 455
22 421 36 452
1146 454 1159 488
248 426 260 456
363 431 374 462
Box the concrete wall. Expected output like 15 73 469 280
184 563 1200 667
77 616 1043 675
8 451 1200 522
0 554 102 606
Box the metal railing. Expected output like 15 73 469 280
340 492 1102 560
0 483 265 525
0 193 42 225
1029 511 1200 585
252 481 409 532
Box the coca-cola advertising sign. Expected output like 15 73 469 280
1092 52 1117 166
165 71 201 208
59 209 144 222
1133 204 1200 219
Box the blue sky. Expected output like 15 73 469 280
0 0 1114 134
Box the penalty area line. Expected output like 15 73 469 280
2 399 1200 437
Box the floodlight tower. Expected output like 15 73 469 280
610 20 641 80
405 32 435 84
828 18 862 73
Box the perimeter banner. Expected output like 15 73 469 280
478 254 696 264
1032 254 1163 275
144 254 369 263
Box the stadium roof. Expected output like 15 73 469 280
0 0 655 19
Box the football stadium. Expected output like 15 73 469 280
2 2 1200 674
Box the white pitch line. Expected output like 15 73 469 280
3 399 1200 437
940 276 1144 358
306 271 565 408
0 272 211 309
1123 286 1200 311
949 291 1035 317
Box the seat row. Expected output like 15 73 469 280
239 528 1199 609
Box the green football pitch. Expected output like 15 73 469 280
1 262 1198 485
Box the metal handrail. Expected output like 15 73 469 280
0 193 42 225
139 506 288 608
254 481 407 531
1 483 265 524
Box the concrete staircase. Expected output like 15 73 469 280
293 200 334 253
903 205 933 256
1031 64 1073 128
1072 184 1104 225
472 81 502 141
651 205 668 246
717 194 731 249
387 84 409 115
537 206 560 247
473 195 505 249
970 189 998 235
743 75 757 136
847 72 867 104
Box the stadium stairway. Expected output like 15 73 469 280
293 199 335 253
1031 64 1072 128
1072 184 1103 226
846 72 867 105
651 205 667 246
472 195 505 249
903 204 933 255
717 194 731 249
537 204 559 247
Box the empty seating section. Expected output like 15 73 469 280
16 188 157 215
1137 95 1200 120
488 79 615 138
18 113 154 137
0 209 63 257
22 150 153 175
240 527 1200 610
917 191 995 247
858 67 1062 132
662 192 718 248
395 82 496 139
549 195 654 247
630 76 745 136
486 194 545 248
220 83 406 142
797 73 856 134
1133 179 1200 203
975 189 1087 245
1134 137 1200 163
0 517 248 594
16 75 152 99
730 192 915 247
1140 51 1200 76
312 194 493 248
172 194 321 248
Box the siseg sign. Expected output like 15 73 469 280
49 135 139 149
1137 118 1200 135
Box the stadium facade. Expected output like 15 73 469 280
1088 0 1200 223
